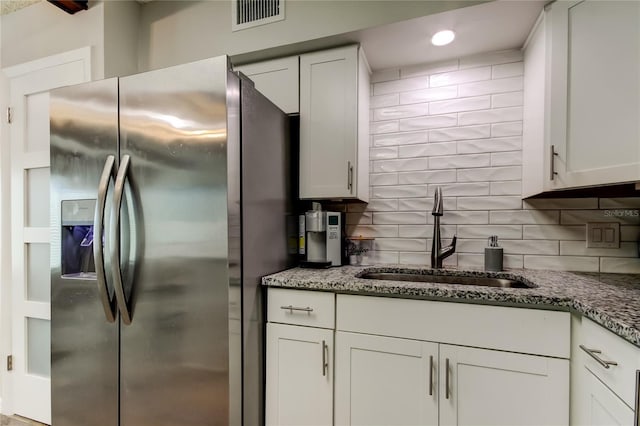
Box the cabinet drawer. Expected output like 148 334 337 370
337 295 570 358
580 317 640 408
268 288 335 329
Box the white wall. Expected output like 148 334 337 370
137 0 482 71
1 1 105 80
103 1 140 78
348 49 640 273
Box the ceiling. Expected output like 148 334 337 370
232 0 546 71
356 0 545 70
0 0 41 16
4 0 545 72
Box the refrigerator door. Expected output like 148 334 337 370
50 79 119 426
239 76 292 426
118 57 235 425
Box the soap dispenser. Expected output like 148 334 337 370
484 235 503 272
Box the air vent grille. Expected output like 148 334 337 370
232 0 284 31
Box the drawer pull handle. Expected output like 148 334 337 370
445 358 450 400
428 355 434 397
280 305 313 314
634 370 639 426
550 145 559 181
579 345 618 369
322 340 329 377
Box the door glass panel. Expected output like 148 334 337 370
27 318 50 377
26 167 50 227
26 92 50 153
27 243 50 302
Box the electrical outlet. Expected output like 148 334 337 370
586 222 620 248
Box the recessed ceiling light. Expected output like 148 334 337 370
431 30 456 47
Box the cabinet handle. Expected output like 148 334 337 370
579 345 618 369
280 305 313 314
347 161 353 193
428 355 434 397
445 358 450 400
322 340 329 377
550 145 559 181
634 370 639 426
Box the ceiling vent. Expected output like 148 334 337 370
232 0 284 31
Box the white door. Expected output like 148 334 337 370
265 323 333 426
439 344 569 426
548 0 640 189
3 47 91 424
575 368 634 426
299 46 358 199
334 331 438 426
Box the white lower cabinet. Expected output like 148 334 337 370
439 344 569 426
266 290 572 426
334 332 438 426
334 333 569 426
266 289 336 426
571 316 640 426
576 369 634 426
266 323 333 426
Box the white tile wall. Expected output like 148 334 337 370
374 131 428 147
345 49 640 273
429 124 490 142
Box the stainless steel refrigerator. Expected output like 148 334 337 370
50 56 291 426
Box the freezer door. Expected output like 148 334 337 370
50 79 119 426
118 57 234 426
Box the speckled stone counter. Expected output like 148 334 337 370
262 265 640 348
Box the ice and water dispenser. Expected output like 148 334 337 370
61 199 96 278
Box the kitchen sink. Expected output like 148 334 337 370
359 272 533 289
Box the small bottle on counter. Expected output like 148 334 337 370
484 235 503 272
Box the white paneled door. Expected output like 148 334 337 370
4 47 91 424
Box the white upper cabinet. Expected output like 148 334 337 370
235 56 299 114
523 1 640 196
522 12 552 197
299 45 370 201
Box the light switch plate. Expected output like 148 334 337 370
586 222 620 248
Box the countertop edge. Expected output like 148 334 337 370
262 266 640 348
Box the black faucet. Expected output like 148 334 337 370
431 187 457 269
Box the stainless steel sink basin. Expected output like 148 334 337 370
359 272 533 288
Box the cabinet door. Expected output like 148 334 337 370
235 56 299 114
439 344 569 426
334 331 438 426
266 323 333 426
300 46 358 199
522 12 550 197
548 0 640 188
574 367 634 426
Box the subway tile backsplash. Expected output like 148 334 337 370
345 49 640 273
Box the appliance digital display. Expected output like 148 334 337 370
328 215 339 226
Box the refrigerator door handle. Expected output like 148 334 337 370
112 154 133 325
94 155 118 323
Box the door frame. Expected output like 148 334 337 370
0 46 91 420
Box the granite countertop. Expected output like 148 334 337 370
262 265 640 348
